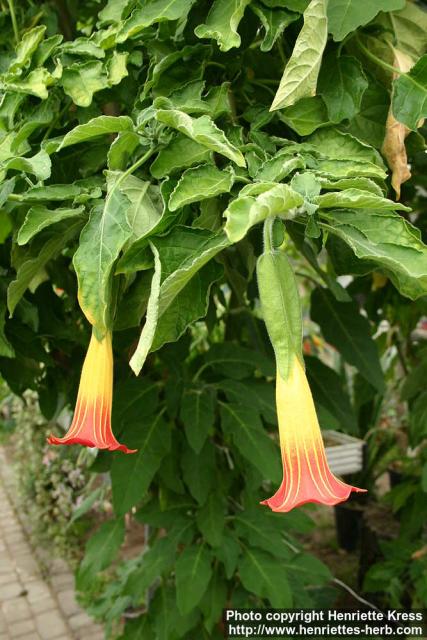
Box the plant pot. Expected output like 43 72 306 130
334 491 367 552
324 430 365 476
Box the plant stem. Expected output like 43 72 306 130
8 0 19 44
356 37 402 76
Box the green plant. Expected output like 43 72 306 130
0 0 427 637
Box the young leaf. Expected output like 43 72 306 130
17 205 85 245
3 150 51 181
59 115 134 149
150 135 212 179
155 101 246 167
175 545 213 615
224 183 303 242
327 0 405 42
195 0 251 52
117 0 196 42
169 164 234 211
314 188 410 211
9 26 46 74
270 0 328 110
61 61 108 107
251 3 299 52
310 287 385 392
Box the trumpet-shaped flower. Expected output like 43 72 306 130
262 356 365 512
48 330 135 453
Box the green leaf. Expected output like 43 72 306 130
270 0 328 110
251 3 299 52
234 509 291 559
200 343 274 379
318 55 368 123
196 492 225 547
327 0 405 42
0 303 14 357
378 2 427 62
106 51 129 86
305 356 358 433
13 181 102 203
318 176 384 197
310 287 385 392
61 61 108 107
130 228 228 374
1 68 56 100
200 569 227 632
180 387 215 453
176 545 213 615
218 379 276 424
256 152 305 182
150 135 212 179
257 248 303 380
224 183 303 243
345 80 389 149
314 188 410 211
422 464 427 493
69 487 103 525
195 0 251 52
79 519 125 580
17 205 85 245
220 403 281 482
9 26 46 74
117 0 196 42
7 221 82 316
169 164 234 211
124 536 177 601
181 441 216 505
2 150 51 181
392 55 427 130
119 176 163 246
111 413 171 516
216 534 241 579
59 115 134 149
155 101 246 167
279 96 330 135
320 209 427 300
73 171 134 331
60 37 105 59
238 548 293 607
308 128 385 166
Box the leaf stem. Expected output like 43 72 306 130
8 0 19 44
263 217 274 253
356 37 402 76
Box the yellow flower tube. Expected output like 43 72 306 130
48 330 136 453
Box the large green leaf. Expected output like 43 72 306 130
305 356 358 434
320 209 427 299
124 537 177 601
7 221 82 316
270 0 328 110
17 205 85 245
119 175 163 246
318 55 368 122
196 492 225 547
176 545 213 615
378 2 427 61
180 386 215 453
2 150 51 181
117 0 196 42
234 509 292 559
195 0 252 52
9 26 46 74
224 183 303 242
59 115 134 149
111 413 171 516
327 0 405 42
169 164 234 211
220 403 281 482
310 287 385 392
279 96 331 136
392 55 427 130
78 519 125 581
155 101 246 167
130 228 228 374
238 548 293 607
73 171 134 331
181 441 217 505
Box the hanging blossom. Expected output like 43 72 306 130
261 355 365 512
48 330 135 453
